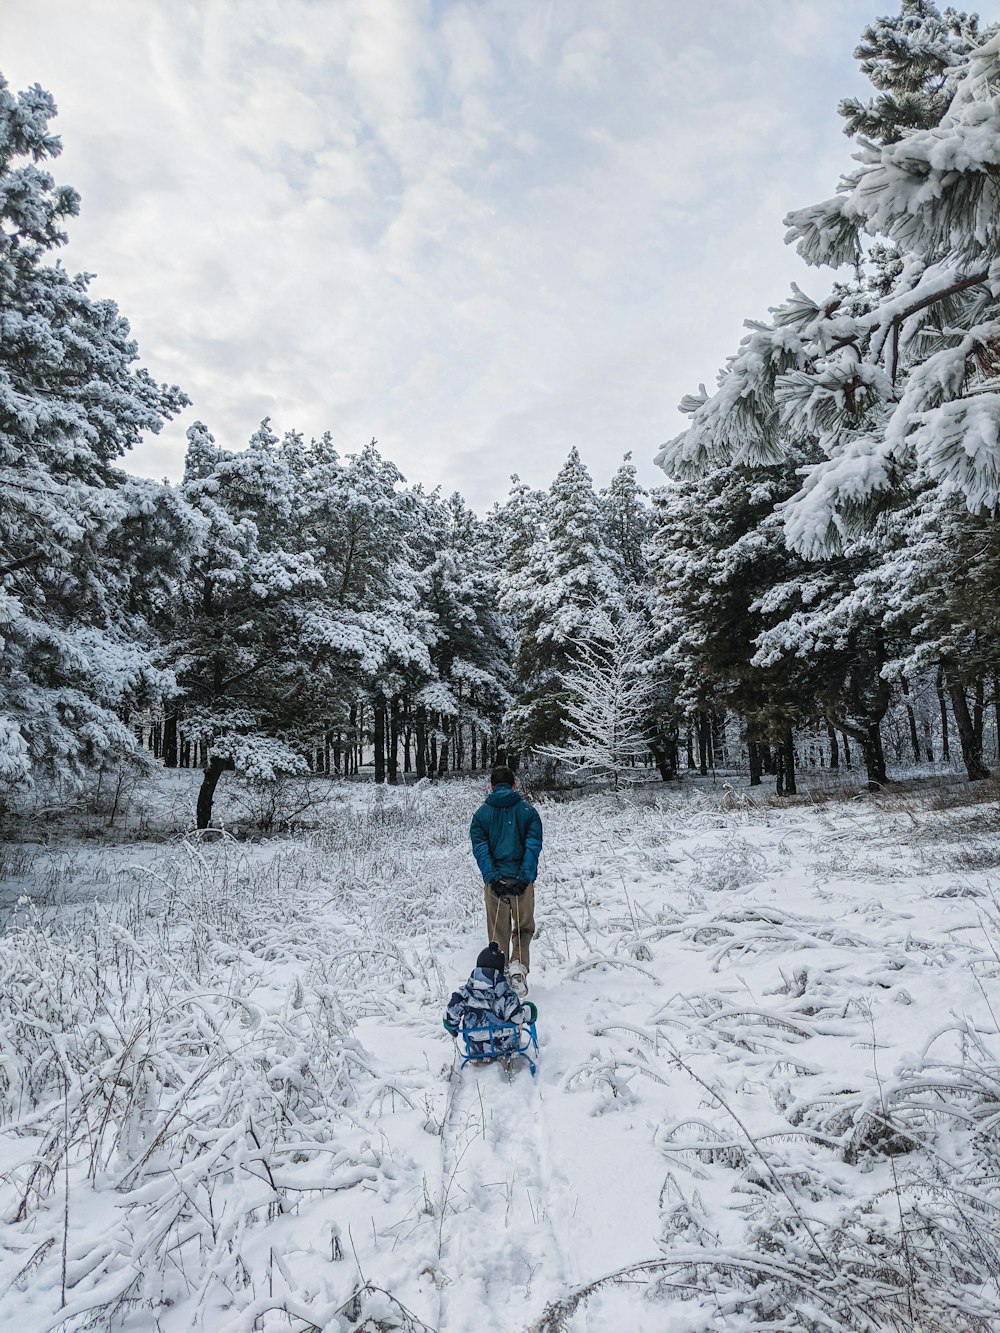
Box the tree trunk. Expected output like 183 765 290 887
686 725 695 770
196 755 234 830
455 687 465 772
711 711 725 768
748 740 762 787
948 681 991 780
826 722 840 771
900 677 921 764
163 714 178 768
437 716 450 777
388 697 400 784
836 649 892 790
835 718 886 789
974 677 985 753
373 696 386 783
697 712 710 777
649 734 676 782
936 669 950 762
840 731 852 768
860 722 888 790
415 710 427 779
782 726 797 795
922 715 934 763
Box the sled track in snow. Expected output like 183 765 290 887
434 1046 578 1332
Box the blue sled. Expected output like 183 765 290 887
458 1015 539 1077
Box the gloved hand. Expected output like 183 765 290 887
492 876 528 896
443 1018 458 1036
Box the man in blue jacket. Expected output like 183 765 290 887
469 765 543 997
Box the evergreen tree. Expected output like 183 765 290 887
0 74 187 795
418 492 512 775
650 460 817 790
502 448 624 755
855 484 998 777
487 475 547 580
601 452 652 597
656 14 1000 787
168 422 326 826
839 1 984 144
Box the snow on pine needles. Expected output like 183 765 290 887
3 778 1000 1330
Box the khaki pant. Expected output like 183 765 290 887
484 882 535 971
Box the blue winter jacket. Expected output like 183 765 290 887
470 785 543 886
445 967 532 1054
444 967 532 1033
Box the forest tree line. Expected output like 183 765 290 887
4 2 1000 825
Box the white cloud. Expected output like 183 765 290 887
6 0 991 507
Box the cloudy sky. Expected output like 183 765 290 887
6 0 987 509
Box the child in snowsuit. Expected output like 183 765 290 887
443 942 537 1056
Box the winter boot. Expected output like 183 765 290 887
507 961 528 998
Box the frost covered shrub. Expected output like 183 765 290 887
223 773 324 834
537 877 1000 1333
648 1029 1000 1331
687 835 768 894
0 841 399 1329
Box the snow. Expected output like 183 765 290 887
3 772 1000 1329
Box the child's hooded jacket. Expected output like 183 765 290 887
444 966 531 1034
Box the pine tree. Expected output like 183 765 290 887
487 475 546 580
601 452 652 597
502 448 624 755
310 440 433 782
855 485 997 778
169 422 326 826
0 73 187 796
418 492 512 776
656 15 1000 788
650 459 816 790
839 1 983 144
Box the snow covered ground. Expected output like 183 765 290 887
2 773 1000 1331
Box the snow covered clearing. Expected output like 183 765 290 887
2 775 1000 1331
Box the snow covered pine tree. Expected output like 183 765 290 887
0 74 187 801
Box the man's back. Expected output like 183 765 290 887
470 783 543 884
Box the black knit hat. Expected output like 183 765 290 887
477 942 506 972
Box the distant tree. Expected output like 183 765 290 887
538 610 656 788
502 448 624 754
168 422 325 827
301 437 432 782
601 452 652 596
418 492 512 775
488 474 547 579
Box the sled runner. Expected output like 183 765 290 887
458 1012 539 1077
